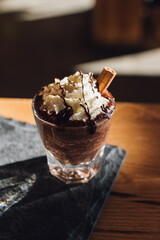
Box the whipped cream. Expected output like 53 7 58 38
39 71 111 121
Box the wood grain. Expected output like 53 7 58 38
0 98 160 240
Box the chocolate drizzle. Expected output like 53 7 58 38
80 104 90 120
55 107 73 125
89 72 95 94
90 73 98 99
58 83 73 123
59 85 65 97
35 92 73 125
101 104 109 114
80 71 90 119
35 73 115 135
80 71 97 134
59 85 68 107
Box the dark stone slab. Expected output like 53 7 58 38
0 116 45 166
0 116 126 240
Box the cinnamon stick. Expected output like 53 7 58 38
97 67 116 93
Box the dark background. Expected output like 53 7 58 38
0 0 160 102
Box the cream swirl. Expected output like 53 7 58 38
39 71 111 121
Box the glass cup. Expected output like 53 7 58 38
32 96 115 184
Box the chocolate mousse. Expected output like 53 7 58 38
33 71 115 166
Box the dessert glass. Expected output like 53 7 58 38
32 96 115 184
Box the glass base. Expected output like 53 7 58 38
46 146 105 184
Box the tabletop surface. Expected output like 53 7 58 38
0 98 160 240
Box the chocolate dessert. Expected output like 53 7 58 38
32 69 116 183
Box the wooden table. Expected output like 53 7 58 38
0 98 160 240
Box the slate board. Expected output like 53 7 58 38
0 116 126 240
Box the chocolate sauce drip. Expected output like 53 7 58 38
101 104 108 113
60 91 68 108
87 119 96 135
55 107 73 125
80 104 90 120
35 92 73 125
80 71 91 120
59 85 65 97
80 72 97 134
59 84 67 107
59 83 73 120
96 81 99 92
